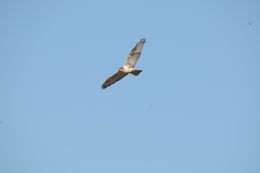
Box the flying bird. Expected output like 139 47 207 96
102 38 146 89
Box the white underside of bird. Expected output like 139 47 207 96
120 65 134 73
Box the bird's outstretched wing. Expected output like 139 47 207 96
124 38 146 68
102 71 128 89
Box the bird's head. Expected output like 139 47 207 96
118 67 124 71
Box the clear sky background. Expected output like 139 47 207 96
0 0 260 173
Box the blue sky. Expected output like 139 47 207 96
0 0 260 172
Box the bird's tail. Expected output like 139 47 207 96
130 70 142 76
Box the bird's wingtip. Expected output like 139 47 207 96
140 38 146 43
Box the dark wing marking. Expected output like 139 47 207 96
102 71 128 89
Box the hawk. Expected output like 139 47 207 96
102 38 146 89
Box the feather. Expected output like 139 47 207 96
102 71 128 89
124 38 146 68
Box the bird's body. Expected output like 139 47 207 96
102 38 146 89
119 65 134 73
